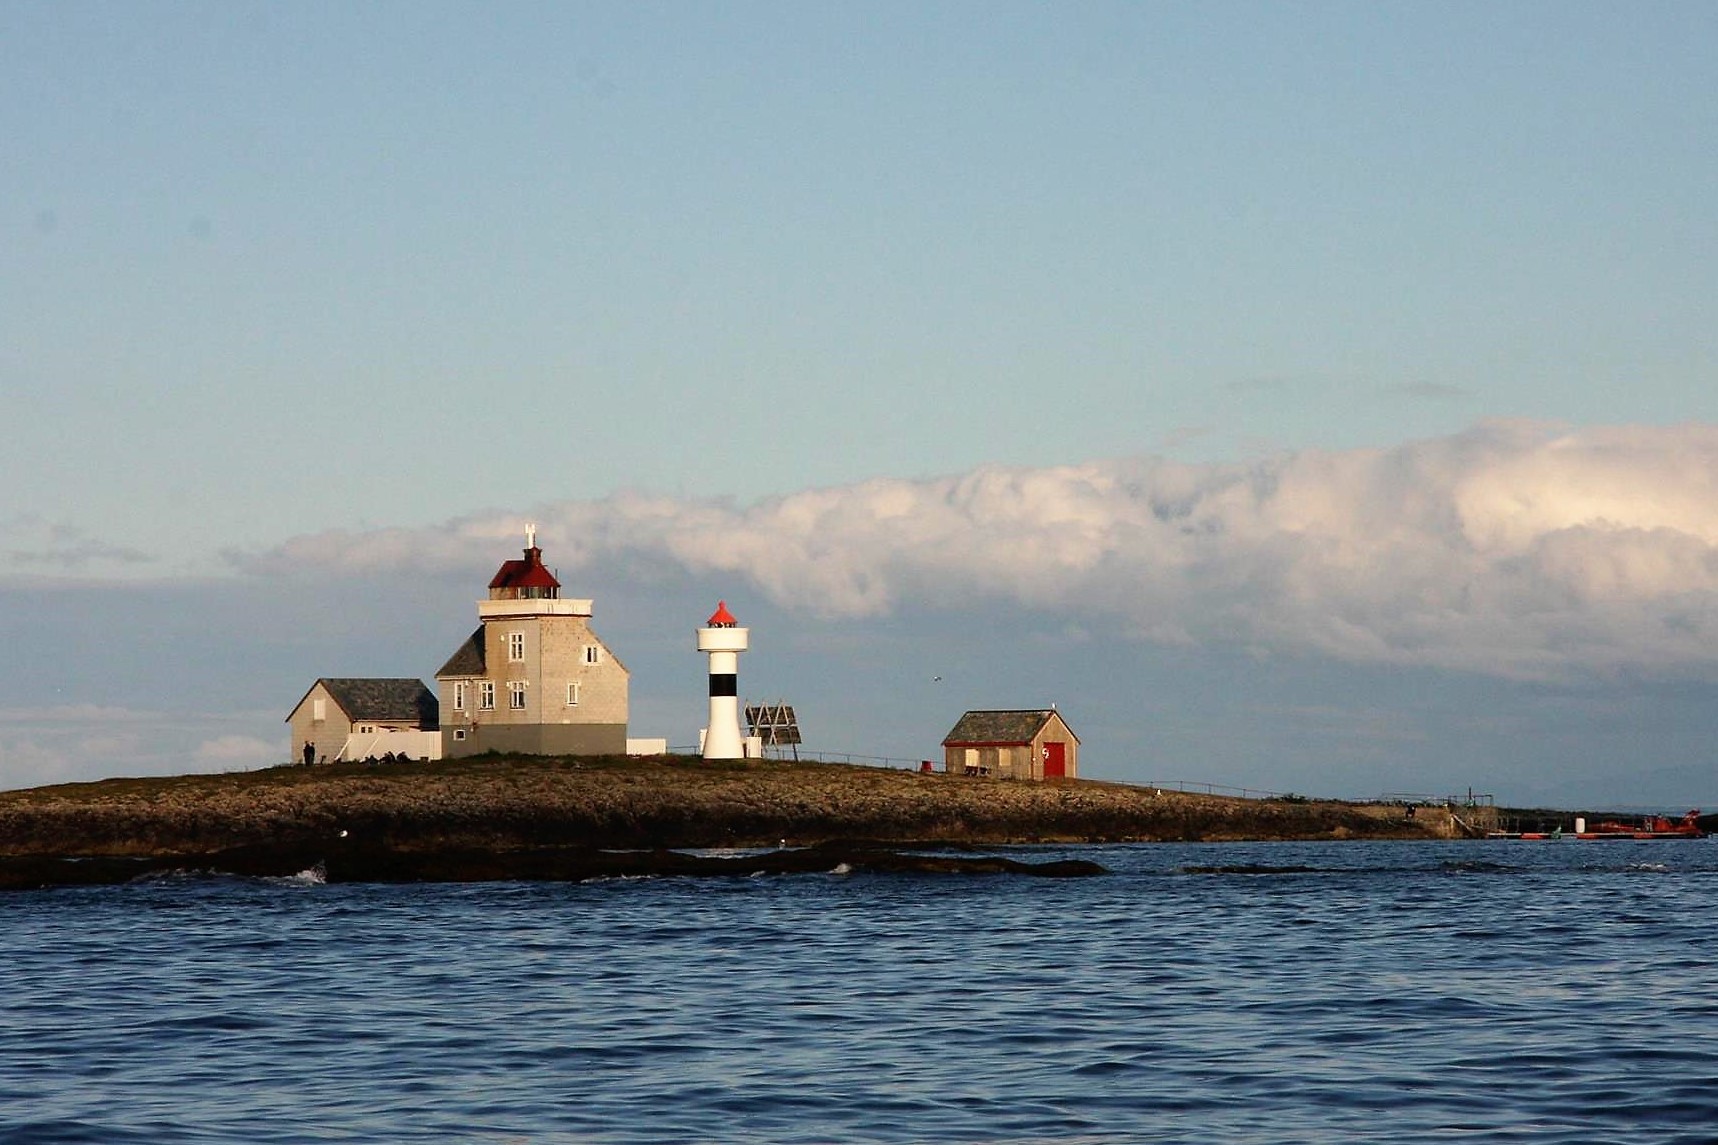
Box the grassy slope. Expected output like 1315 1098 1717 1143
0 754 1441 857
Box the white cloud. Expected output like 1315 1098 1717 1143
0 515 153 570
238 422 1718 681
194 735 280 766
0 704 166 726
0 738 80 791
0 709 287 792
1386 381 1472 401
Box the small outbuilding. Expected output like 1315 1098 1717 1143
286 678 440 765
941 709 1079 780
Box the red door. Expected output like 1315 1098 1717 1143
1042 741 1066 779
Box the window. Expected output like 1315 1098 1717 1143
311 698 326 722
453 729 467 741
584 644 602 665
479 681 495 710
509 681 527 710
507 632 525 662
566 681 581 707
453 682 467 711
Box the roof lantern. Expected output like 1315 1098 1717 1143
706 600 738 627
487 525 561 600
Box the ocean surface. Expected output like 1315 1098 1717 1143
4 839 1717 1144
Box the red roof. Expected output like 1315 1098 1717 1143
489 546 561 591
707 600 737 626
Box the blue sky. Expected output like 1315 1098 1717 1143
5 2 1718 807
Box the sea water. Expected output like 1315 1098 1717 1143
3 839 1717 1143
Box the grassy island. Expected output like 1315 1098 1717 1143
0 754 1449 889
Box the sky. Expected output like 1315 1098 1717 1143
4 1 1717 807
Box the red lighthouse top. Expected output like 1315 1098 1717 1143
488 527 561 600
707 601 738 627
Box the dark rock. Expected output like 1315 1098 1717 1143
0 840 1106 892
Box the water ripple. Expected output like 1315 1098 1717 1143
5 841 1718 1142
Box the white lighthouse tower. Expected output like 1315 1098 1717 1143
697 601 749 759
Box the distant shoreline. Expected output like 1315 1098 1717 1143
0 754 1448 890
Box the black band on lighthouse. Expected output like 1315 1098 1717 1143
709 674 737 697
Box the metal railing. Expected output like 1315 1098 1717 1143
1134 779 1297 801
665 746 923 769
760 747 923 769
1376 791 1496 807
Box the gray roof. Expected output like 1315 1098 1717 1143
436 628 486 678
941 709 1074 746
314 678 438 728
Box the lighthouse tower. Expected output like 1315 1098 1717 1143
697 601 749 759
433 526 630 758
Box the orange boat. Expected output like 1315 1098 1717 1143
1578 810 1704 839
1490 810 1706 840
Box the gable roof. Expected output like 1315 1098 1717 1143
436 628 486 678
941 709 1077 747
290 678 439 727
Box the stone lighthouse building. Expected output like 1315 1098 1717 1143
435 529 629 757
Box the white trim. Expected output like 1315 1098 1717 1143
696 626 750 653
479 599 592 619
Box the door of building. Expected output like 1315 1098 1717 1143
1042 740 1066 779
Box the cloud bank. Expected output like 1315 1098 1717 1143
0 707 283 791
242 422 1718 681
0 515 153 571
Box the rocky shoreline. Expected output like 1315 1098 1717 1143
0 839 1111 891
0 754 1446 890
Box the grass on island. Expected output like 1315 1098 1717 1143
0 752 1449 858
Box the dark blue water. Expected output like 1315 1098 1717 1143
4 840 1717 1143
